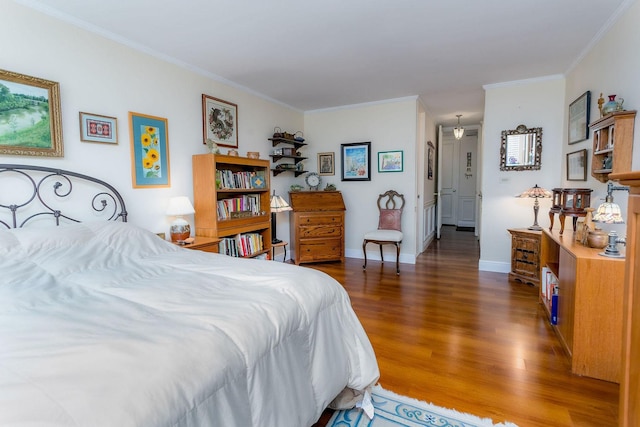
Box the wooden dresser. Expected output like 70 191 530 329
289 191 345 265
507 228 541 285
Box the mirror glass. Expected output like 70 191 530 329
500 124 542 171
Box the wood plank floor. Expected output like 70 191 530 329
309 226 618 427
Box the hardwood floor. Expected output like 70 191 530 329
308 226 619 427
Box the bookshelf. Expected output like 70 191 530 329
540 228 625 382
192 154 271 258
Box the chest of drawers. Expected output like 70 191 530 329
289 191 345 265
508 228 541 285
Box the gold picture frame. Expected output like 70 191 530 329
0 69 63 157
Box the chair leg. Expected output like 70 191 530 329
379 244 384 263
362 240 368 269
395 243 400 275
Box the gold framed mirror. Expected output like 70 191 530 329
500 124 542 171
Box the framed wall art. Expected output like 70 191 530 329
129 112 170 188
566 148 587 181
202 94 238 148
0 68 63 157
568 91 591 144
378 150 403 172
79 112 118 144
427 141 435 180
341 142 371 181
318 152 334 175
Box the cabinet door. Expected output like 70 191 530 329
558 248 577 356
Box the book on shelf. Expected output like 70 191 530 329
551 294 559 325
216 194 261 219
216 170 266 190
217 232 264 257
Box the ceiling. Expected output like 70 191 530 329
16 0 630 127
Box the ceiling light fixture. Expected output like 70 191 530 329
453 114 464 140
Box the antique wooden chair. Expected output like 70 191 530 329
362 190 405 275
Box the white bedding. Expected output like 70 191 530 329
0 222 379 426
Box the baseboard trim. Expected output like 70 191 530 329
478 260 510 273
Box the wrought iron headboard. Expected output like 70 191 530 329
0 164 128 229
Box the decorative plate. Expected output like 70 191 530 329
305 172 321 190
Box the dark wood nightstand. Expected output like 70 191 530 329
508 228 541 285
175 236 221 253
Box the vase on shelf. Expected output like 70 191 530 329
601 95 624 116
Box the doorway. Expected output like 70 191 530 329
440 131 478 229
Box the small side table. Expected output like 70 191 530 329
271 241 288 262
175 236 221 253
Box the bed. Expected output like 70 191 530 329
0 164 379 426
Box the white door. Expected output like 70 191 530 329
440 138 459 226
456 137 477 228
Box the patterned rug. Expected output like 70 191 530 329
326 386 518 427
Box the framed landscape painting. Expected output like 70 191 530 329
129 112 170 188
0 69 63 157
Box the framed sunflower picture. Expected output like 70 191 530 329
128 112 170 188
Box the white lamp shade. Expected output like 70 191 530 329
166 196 195 216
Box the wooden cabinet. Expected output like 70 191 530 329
540 229 625 382
590 110 636 183
269 137 308 176
508 228 541 285
289 191 345 265
192 154 271 258
609 171 640 426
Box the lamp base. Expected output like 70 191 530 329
170 219 191 243
528 225 543 231
272 238 282 244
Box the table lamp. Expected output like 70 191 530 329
519 184 552 230
270 190 292 244
166 196 195 242
592 181 628 257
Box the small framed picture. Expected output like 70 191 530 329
129 112 170 188
202 94 238 148
566 149 587 181
341 142 371 181
568 91 591 144
378 150 403 172
318 152 334 175
79 112 118 144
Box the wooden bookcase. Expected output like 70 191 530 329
192 153 271 258
540 229 625 382
590 110 636 183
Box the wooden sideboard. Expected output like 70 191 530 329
289 191 345 265
610 171 640 426
540 228 625 383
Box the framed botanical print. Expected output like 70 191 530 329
202 94 238 148
129 112 170 188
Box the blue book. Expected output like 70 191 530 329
551 294 559 325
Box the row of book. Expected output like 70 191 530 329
217 195 261 219
218 233 264 257
216 170 266 190
541 266 559 325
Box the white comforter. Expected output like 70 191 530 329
0 222 379 426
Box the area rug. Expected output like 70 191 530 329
326 386 518 427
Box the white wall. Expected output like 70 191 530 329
563 0 640 240
1 2 303 237
480 77 565 272
304 98 419 263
